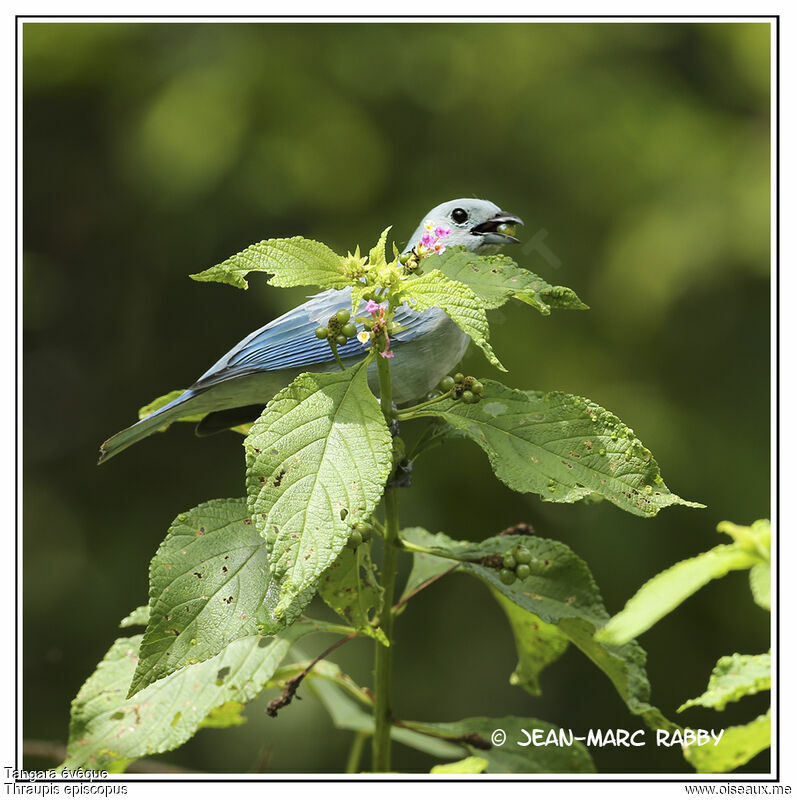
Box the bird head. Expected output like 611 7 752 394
404 198 524 256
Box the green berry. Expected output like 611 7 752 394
515 563 531 580
454 373 464 384
503 554 517 570
315 326 329 340
342 323 357 338
461 391 476 404
336 334 347 346
499 568 517 586
514 545 532 564
355 522 372 542
439 376 455 392
348 531 363 548
471 381 484 395
399 252 412 265
336 309 351 324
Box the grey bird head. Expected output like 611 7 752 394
404 198 524 256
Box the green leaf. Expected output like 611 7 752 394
245 360 392 618
129 498 315 697
197 701 246 730
319 546 387 644
399 270 506 370
430 756 488 774
60 623 316 772
190 237 347 291
749 562 771 611
401 528 671 730
425 247 587 314
683 709 770 773
597 544 759 646
402 717 595 773
119 606 149 628
678 653 771 713
401 380 700 517
490 589 569 696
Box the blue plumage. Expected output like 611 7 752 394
98 199 523 463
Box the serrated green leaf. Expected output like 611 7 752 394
490 589 569 696
399 270 505 370
430 756 488 774
60 623 316 773
401 380 700 517
598 545 759 646
401 528 672 730
119 606 149 628
319 546 387 644
424 247 587 314
403 717 595 773
678 653 771 713
197 701 246 730
190 237 347 291
749 562 771 611
245 360 392 618
129 498 315 697
683 709 770 773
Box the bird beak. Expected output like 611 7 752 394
470 211 525 244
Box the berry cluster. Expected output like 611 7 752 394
498 544 533 585
347 521 373 549
315 309 357 347
431 373 484 404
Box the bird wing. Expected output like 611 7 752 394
190 287 435 390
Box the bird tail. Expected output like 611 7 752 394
98 389 200 464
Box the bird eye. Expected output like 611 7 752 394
451 208 468 224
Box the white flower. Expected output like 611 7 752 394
357 331 371 345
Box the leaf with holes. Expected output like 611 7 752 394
424 247 587 315
401 528 673 731
245 359 392 618
60 623 316 773
319 546 387 644
129 498 315 697
397 270 505 370
400 379 701 517
190 236 348 291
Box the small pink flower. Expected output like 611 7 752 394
365 300 381 315
379 350 395 359
420 231 435 249
435 225 451 239
433 241 446 254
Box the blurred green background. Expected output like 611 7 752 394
23 21 771 774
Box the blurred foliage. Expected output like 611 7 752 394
23 21 770 774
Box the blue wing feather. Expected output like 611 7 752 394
191 287 436 389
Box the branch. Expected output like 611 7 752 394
266 632 357 718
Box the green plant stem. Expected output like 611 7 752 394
372 352 399 773
329 342 346 371
396 390 453 420
345 731 368 774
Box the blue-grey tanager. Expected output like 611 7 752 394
99 199 523 462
